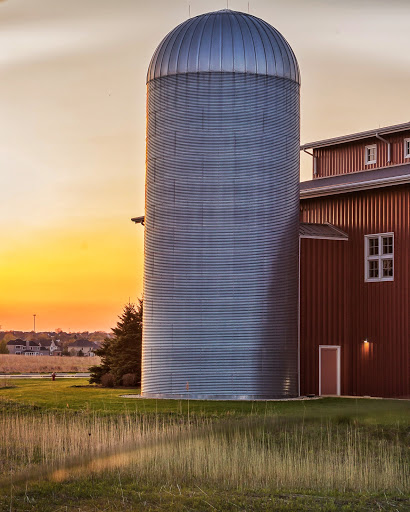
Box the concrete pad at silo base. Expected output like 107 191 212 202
120 394 321 401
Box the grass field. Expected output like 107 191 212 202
0 379 409 511
0 354 100 374
1 378 408 420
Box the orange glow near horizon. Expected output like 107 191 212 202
0 222 144 332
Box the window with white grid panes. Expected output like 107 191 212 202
365 144 377 165
365 233 394 282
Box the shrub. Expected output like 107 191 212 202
122 373 137 387
89 364 106 384
100 373 115 388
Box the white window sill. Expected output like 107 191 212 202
365 277 394 283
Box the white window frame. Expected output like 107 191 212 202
365 144 377 165
319 345 341 396
404 138 410 159
364 232 394 282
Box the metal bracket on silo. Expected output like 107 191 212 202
131 216 145 226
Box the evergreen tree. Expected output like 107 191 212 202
89 300 142 386
88 337 113 383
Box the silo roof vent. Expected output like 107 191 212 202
147 9 300 84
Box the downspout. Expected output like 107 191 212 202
375 133 391 163
298 235 301 397
303 148 317 176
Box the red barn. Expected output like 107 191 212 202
300 122 410 398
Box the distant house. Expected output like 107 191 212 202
23 340 41 356
6 339 26 354
6 339 46 356
68 339 98 356
38 338 59 355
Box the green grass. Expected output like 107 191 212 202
0 379 408 511
1 378 409 424
3 480 409 511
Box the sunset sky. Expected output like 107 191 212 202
1 0 409 332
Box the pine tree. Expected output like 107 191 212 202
89 300 143 386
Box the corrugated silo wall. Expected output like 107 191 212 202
143 72 300 399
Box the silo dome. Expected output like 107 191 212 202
147 9 300 83
142 10 300 399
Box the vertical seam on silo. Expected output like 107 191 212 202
186 16 206 74
230 12 246 74
250 17 268 76
275 27 298 83
147 27 178 82
238 13 258 74
208 15 217 73
174 17 200 75
227 13 235 73
218 13 223 71
255 18 277 77
272 27 287 81
192 14 210 72
152 21 188 81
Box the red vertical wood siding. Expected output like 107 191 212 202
313 131 410 178
300 238 350 395
300 185 410 398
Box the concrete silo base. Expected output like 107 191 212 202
132 392 301 400
141 392 299 400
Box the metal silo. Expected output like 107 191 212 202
143 9 300 399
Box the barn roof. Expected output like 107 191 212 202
300 162 410 199
301 121 410 150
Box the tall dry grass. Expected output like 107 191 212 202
1 411 408 493
0 354 100 373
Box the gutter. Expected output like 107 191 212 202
303 148 317 176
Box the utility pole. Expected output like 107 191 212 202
33 314 36 333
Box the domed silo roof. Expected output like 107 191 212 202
147 9 300 84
